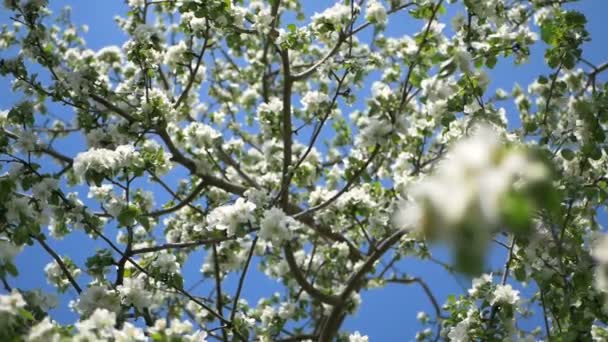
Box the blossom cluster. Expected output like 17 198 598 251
0 0 606 340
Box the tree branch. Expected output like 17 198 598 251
144 180 206 217
34 236 82 294
280 48 293 209
174 30 211 109
284 242 341 306
230 236 258 322
318 230 406 341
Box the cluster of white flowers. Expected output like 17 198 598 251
416 311 430 324
300 90 329 113
207 198 256 235
15 130 40 152
335 186 376 210
29 306 207 341
365 0 387 26
87 184 127 218
73 144 140 181
44 259 81 291
258 97 283 115
114 322 147 341
96 45 122 66
0 289 26 314
252 7 273 34
244 188 271 207
468 273 492 297
141 139 173 173
116 274 152 310
349 330 369 342
0 0 602 340
31 177 58 202
491 284 520 306
28 317 57 341
62 67 98 96
27 289 58 312
259 207 294 245
393 125 548 234
449 45 473 72
277 25 311 50
127 0 145 8
186 300 212 323
447 315 471 342
148 318 208 341
420 75 456 118
4 196 33 225
87 184 113 199
163 206 206 243
371 81 393 100
184 121 221 149
85 125 127 148
0 290 27 333
132 24 158 42
73 285 121 317
151 251 181 274
164 41 188 70
181 12 208 34
0 239 21 264
356 116 393 147
141 88 176 120
311 2 356 41
74 308 118 340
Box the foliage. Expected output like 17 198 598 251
0 0 607 341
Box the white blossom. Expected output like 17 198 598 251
395 125 548 231
491 284 520 306
73 145 140 181
301 90 329 112
74 286 121 317
365 0 387 26
115 322 146 342
152 251 181 274
27 317 56 341
0 290 26 314
259 207 293 244
0 240 21 263
164 41 188 70
75 308 116 339
468 273 492 297
349 331 369 342
448 319 470 342
117 274 152 310
207 198 256 235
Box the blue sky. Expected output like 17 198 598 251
1 1 607 340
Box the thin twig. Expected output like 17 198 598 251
230 236 258 322
34 236 82 294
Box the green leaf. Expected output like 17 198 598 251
5 262 18 277
513 266 526 282
170 274 184 289
486 55 497 69
540 21 556 44
18 308 35 321
560 148 575 161
13 226 31 245
524 121 537 133
86 171 105 187
137 216 152 230
117 206 139 227
501 191 533 234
